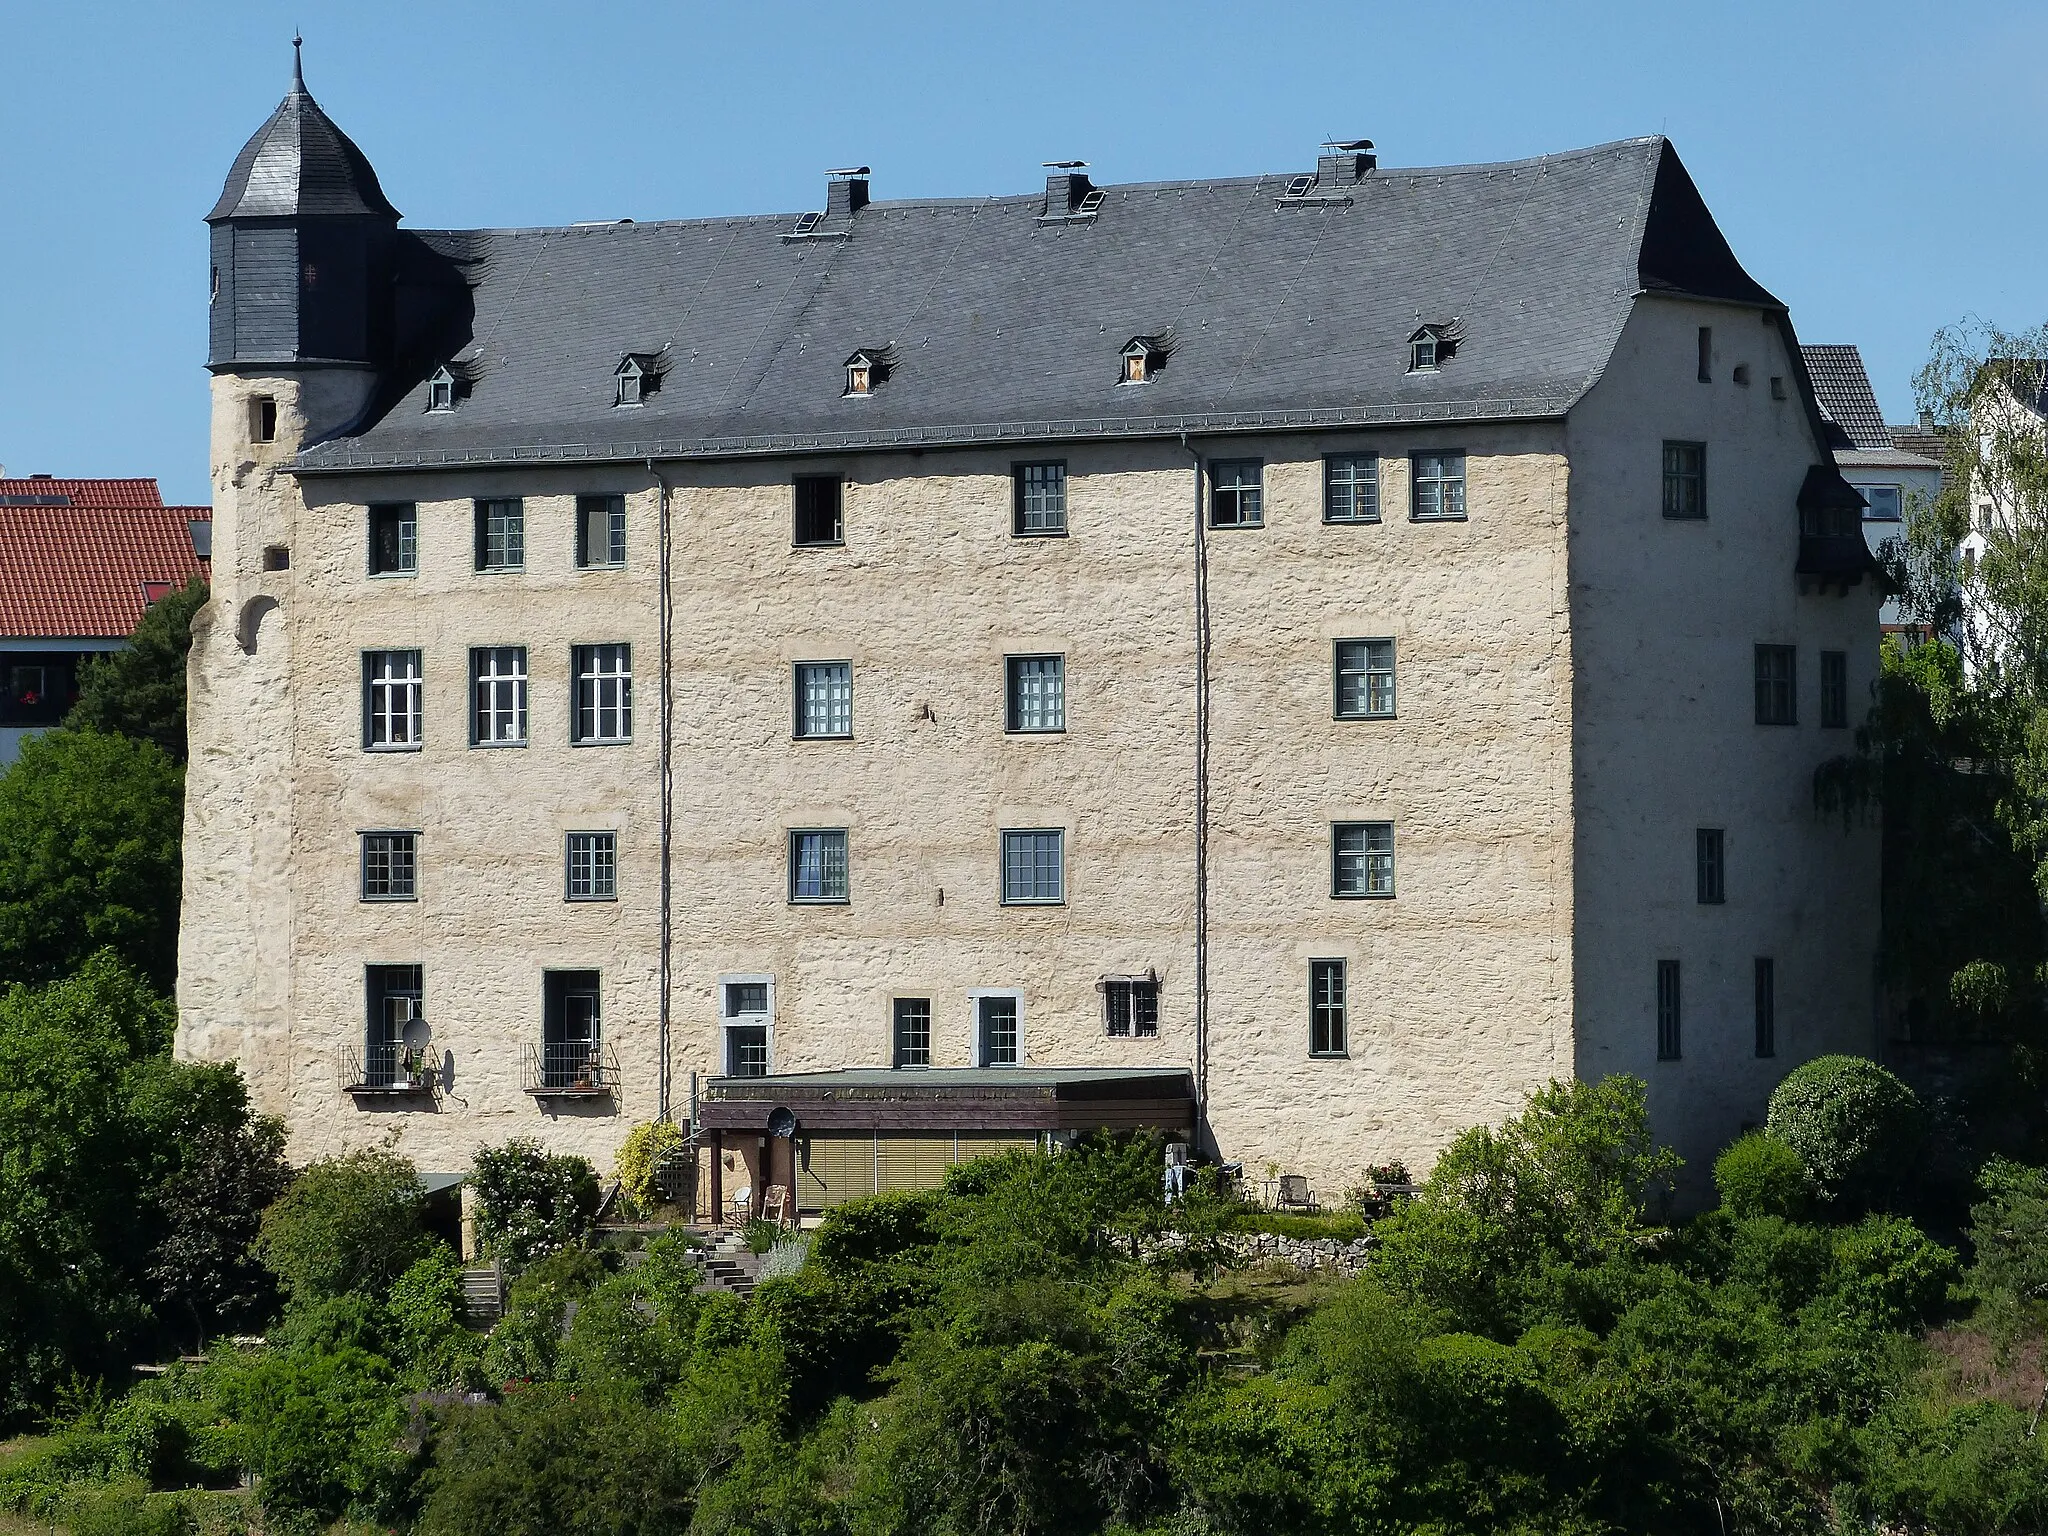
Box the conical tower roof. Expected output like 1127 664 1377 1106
207 41 398 222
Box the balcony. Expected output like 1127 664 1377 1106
340 1042 440 1099
524 1041 620 1100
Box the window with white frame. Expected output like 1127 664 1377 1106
721 979 771 1076
369 503 417 576
572 644 632 743
1005 655 1065 733
576 494 627 567
1862 485 1902 521
1310 959 1347 1056
360 831 417 900
1014 462 1068 536
1334 639 1395 719
1104 978 1158 1038
1001 829 1065 905
1332 822 1395 898
789 829 850 903
469 646 527 746
363 650 422 749
474 498 524 571
1208 459 1264 528
977 993 1021 1066
1323 454 1380 524
565 831 617 901
1411 452 1467 521
794 662 853 739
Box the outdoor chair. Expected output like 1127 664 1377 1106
1275 1173 1318 1213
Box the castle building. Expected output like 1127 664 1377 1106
179 52 1882 1212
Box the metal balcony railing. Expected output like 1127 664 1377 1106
339 1042 440 1096
523 1040 619 1097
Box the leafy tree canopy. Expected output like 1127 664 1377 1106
255 1149 428 1308
66 577 207 764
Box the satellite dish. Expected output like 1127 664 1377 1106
766 1106 799 1139
401 1015 431 1050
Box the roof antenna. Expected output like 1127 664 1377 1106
292 32 304 90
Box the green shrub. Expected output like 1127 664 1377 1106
470 1139 600 1270
1967 1156 2048 1303
1714 1131 1814 1220
483 1245 608 1387
1231 1210 1366 1241
387 1245 485 1391
255 1148 428 1305
1766 1056 1922 1210
812 1189 941 1275
743 1218 779 1256
612 1119 687 1211
65 1479 195 1536
1824 1214 1960 1332
1726 1216 1834 1311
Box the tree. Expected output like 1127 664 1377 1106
0 729 184 991
1765 1055 1923 1211
66 577 207 764
469 1139 599 1270
256 1149 429 1307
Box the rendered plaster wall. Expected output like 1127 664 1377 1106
1566 297 1883 1188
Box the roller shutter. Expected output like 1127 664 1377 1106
798 1134 876 1210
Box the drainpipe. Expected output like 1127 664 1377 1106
1178 434 1210 1140
647 459 675 1123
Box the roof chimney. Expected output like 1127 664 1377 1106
826 166 870 220
1317 138 1376 184
1042 161 1093 215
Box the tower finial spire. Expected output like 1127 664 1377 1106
291 32 304 91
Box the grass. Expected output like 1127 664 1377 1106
1230 1209 1368 1241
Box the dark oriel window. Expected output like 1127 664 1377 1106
978 995 1020 1066
1411 452 1467 521
469 646 528 747
369 503 417 576
577 495 627 568
363 650 423 750
794 662 853 739
1014 463 1068 536
1324 454 1381 524
893 997 932 1068
1310 959 1347 1057
565 831 617 901
1754 957 1777 1058
1001 829 1065 905
1105 978 1159 1038
572 644 632 743
1208 460 1264 528
1755 645 1797 725
1334 639 1395 719
1657 960 1682 1061
1696 828 1725 905
1820 650 1848 729
1005 655 1065 733
361 832 417 900
475 498 524 571
790 829 850 904
794 475 844 547
1662 441 1706 519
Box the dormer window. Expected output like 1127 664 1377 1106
1410 335 1438 372
614 353 661 408
426 366 456 413
1120 336 1164 386
843 348 890 398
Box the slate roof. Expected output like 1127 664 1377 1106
208 54 397 223
295 136 1785 473
0 479 210 639
1801 344 1895 452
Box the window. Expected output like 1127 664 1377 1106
1696 828 1725 905
426 367 455 413
363 650 423 750
369 503 417 576
1001 829 1065 905
1105 978 1159 1038
723 981 771 1078
794 662 853 739
1005 655 1065 733
576 495 626 568
977 994 1020 1066
1754 957 1777 1058
1014 462 1068 536
1820 650 1848 729
364 964 423 1087
1697 326 1712 383
541 971 602 1089
1208 460 1264 528
1334 639 1395 719
1324 454 1380 524
1310 959 1347 1057
263 544 290 572
572 644 632 743
469 647 527 746
1657 960 1682 1061
474 498 524 571
1754 645 1796 726
1410 334 1439 372
1332 822 1395 898
1662 441 1706 519
1411 452 1467 521
361 832 417 901
565 832 617 901
250 396 278 444
1862 485 1902 521
794 476 844 547
789 829 850 903
893 997 932 1068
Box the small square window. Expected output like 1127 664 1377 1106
566 831 617 901
794 476 844 547
470 646 528 747
1862 485 1902 521
978 994 1020 1066
725 982 769 1018
576 495 627 568
1332 822 1395 898
1001 829 1065 905
1310 959 1347 1057
1005 655 1065 733
572 644 633 744
790 829 850 903
1105 979 1159 1038
1209 460 1264 528
1657 959 1682 1060
361 831 417 901
1324 455 1380 524
1662 441 1706 519
1014 463 1068 536
1820 650 1848 729
475 498 525 571
893 997 932 1068
1754 645 1796 726
1334 640 1395 719
1754 958 1776 1058
1696 828 1725 905
794 662 853 739
262 545 290 572
363 650 423 751
369 503 417 576
1411 453 1467 521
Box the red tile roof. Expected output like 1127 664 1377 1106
0 478 210 640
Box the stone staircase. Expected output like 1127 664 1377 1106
694 1229 760 1297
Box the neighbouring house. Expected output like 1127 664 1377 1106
0 475 210 766
1800 345 1945 639
179 51 1882 1217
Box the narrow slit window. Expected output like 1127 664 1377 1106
1310 959 1347 1057
1696 828 1724 905
1657 960 1682 1060
1697 326 1712 383
1820 650 1848 729
1754 958 1776 1058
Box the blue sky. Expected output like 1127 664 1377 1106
1 0 2042 505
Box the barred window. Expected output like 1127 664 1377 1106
978 994 1020 1066
474 498 524 571
1662 441 1706 519
893 997 932 1068
1332 822 1395 898
1001 829 1065 905
363 649 423 749
1755 645 1796 725
576 494 627 568
1105 979 1159 1038
565 831 617 901
1334 639 1395 719
790 829 850 903
361 832 417 900
1208 459 1264 528
369 503 417 575
572 644 632 743
1006 654 1065 732
1657 960 1682 1061
1411 452 1467 521
1310 959 1347 1056
1014 462 1068 536
470 646 527 746
795 662 853 739
1323 455 1381 524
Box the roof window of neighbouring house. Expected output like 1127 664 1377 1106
615 353 661 408
1408 323 1458 373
